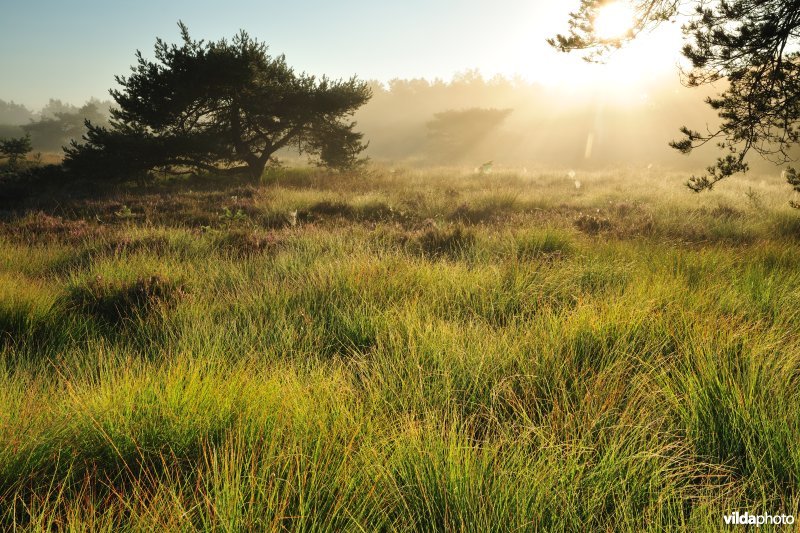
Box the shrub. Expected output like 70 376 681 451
2 212 104 244
355 201 397 222
416 226 476 259
0 134 32 168
710 203 744 220
0 164 67 208
574 213 612 235
215 230 280 257
106 234 172 256
63 274 183 324
448 195 518 224
308 200 355 219
515 231 572 260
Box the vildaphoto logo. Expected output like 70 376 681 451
723 511 795 527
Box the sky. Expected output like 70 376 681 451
0 0 685 110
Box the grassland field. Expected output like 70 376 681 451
1 165 800 530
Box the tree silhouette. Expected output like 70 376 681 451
0 100 34 125
65 22 372 181
426 108 512 162
551 0 800 201
23 101 109 151
0 134 32 169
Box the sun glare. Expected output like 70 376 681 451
594 2 635 41
516 3 686 93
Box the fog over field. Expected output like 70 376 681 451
5 71 794 176
0 76 731 170
355 72 721 169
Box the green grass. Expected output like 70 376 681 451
1 166 799 530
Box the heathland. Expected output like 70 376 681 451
1 165 799 530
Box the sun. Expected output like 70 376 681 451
594 2 636 41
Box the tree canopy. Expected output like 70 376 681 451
0 100 34 126
551 0 800 200
426 108 512 162
23 101 109 151
65 23 372 181
0 134 32 169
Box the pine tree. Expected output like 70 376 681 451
65 22 372 181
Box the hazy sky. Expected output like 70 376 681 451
0 0 684 109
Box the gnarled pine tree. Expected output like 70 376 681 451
66 22 372 181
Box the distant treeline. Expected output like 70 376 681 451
1 72 793 173
0 98 111 152
354 71 729 170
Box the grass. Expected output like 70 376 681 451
1 165 799 529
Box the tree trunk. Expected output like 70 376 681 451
230 98 273 182
245 149 275 182
246 158 267 182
